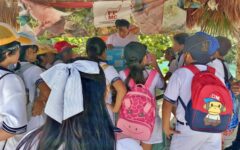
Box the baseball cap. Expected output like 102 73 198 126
184 34 211 64
0 22 19 46
124 42 147 65
37 44 57 55
195 32 219 56
216 36 232 57
54 41 77 53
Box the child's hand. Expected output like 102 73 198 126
163 127 180 139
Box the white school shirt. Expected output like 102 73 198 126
100 62 121 104
208 58 233 82
106 33 138 47
19 62 44 104
100 62 121 123
119 69 164 144
0 68 27 150
164 65 225 123
53 59 64 66
18 62 45 132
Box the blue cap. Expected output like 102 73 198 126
204 98 218 103
195 32 219 56
184 34 211 64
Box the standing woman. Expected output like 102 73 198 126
86 37 127 123
16 32 50 132
0 22 27 150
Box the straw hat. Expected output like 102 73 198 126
17 32 37 46
0 22 19 46
37 44 57 55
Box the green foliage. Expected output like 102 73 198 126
66 9 95 37
225 44 237 64
138 34 172 63
49 34 172 59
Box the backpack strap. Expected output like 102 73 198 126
220 60 229 83
0 73 12 80
183 65 200 75
178 96 187 111
206 66 216 74
183 65 215 75
145 69 158 89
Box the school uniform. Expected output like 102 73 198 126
0 67 27 150
171 52 184 73
119 69 165 144
117 138 143 150
17 62 46 132
168 59 177 74
208 58 233 82
53 59 64 66
106 33 138 47
100 62 121 123
164 65 223 150
176 51 185 69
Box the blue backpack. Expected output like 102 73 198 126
221 60 239 131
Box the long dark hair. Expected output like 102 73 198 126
17 62 116 150
126 62 145 86
86 37 106 61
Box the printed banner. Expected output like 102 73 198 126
93 1 132 28
106 47 126 71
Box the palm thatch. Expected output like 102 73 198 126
186 0 240 39
0 0 19 29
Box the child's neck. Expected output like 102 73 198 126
215 56 224 60
0 62 10 69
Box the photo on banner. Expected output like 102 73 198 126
18 0 187 37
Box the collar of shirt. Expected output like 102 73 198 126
0 66 13 72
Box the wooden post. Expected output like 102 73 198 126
236 41 240 80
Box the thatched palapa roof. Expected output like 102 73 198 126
186 0 240 38
0 0 19 29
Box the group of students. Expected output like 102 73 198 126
0 18 240 150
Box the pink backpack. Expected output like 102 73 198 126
117 69 157 141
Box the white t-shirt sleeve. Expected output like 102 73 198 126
154 73 164 89
119 70 127 82
29 66 43 87
106 34 114 45
1 74 27 134
105 66 121 84
164 69 182 104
